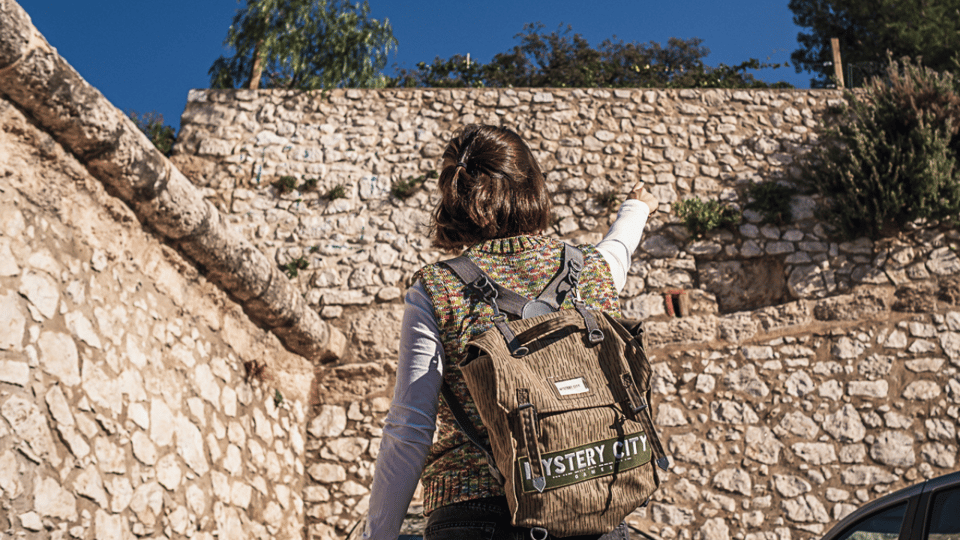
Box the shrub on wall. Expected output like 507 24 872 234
274 175 298 194
801 57 960 239
745 182 797 225
673 197 741 238
391 170 438 199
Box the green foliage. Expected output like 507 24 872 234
273 389 283 406
391 170 437 199
209 0 397 90
389 23 791 89
745 182 797 225
594 190 620 212
801 57 960 239
128 111 176 155
672 198 742 239
825 102 848 116
324 184 347 200
274 175 298 194
789 0 960 87
282 256 309 278
300 177 320 191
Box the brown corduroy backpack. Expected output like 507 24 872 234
439 245 670 539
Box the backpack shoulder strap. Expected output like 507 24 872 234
534 243 584 309
441 256 529 317
441 244 585 318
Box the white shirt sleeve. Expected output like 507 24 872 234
596 199 651 293
363 281 444 540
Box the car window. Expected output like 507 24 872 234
837 503 908 540
928 487 960 540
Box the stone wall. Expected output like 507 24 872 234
170 86 960 540
0 96 309 538
171 85 904 323
171 85 960 539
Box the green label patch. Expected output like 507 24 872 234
517 433 651 493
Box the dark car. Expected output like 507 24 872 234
821 470 960 540
350 473 960 540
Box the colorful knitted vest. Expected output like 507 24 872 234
415 235 622 514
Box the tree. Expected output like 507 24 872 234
389 23 790 89
789 0 960 87
209 0 397 90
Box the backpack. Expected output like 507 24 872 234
438 244 670 538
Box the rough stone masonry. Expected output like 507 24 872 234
0 2 958 537
0 96 310 537
172 86 960 540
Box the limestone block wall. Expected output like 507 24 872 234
171 87 960 540
0 97 308 538
171 86 947 327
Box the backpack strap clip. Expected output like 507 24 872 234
621 373 647 415
469 275 498 303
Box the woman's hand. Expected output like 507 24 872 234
628 181 659 214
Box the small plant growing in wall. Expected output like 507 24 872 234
673 197 741 239
281 256 309 278
391 169 438 199
300 177 320 191
594 189 620 212
324 184 348 201
745 182 797 225
243 360 267 383
273 175 298 195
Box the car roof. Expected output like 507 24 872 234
820 470 960 540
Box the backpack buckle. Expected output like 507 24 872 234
470 275 498 302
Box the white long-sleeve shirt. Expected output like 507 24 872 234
363 200 651 540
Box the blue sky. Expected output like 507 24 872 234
17 0 812 133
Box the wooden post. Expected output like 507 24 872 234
830 38 845 88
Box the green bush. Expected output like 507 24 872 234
274 176 298 194
282 257 309 278
801 57 960 239
391 170 438 199
672 197 741 238
128 111 176 155
324 184 348 200
387 23 791 89
745 182 797 225
300 177 320 191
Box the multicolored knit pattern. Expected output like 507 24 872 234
415 235 622 514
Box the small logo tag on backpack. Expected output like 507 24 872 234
554 377 589 396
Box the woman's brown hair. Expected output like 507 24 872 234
431 124 551 251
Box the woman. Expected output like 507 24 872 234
364 124 659 540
